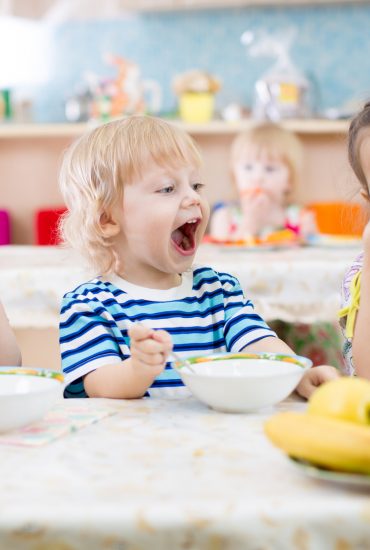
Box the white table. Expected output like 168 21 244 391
0 395 369 550
0 244 360 328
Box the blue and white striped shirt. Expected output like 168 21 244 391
60 266 276 398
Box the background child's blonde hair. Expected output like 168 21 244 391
230 123 304 189
59 115 202 274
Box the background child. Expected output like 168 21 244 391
0 300 21 366
339 101 370 379
209 122 317 241
58 115 337 399
209 122 344 372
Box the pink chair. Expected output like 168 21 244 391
0 210 10 245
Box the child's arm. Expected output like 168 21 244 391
0 301 21 366
242 335 293 355
243 336 339 399
351 221 370 379
84 324 172 399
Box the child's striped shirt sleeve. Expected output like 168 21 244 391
60 281 129 388
218 271 277 351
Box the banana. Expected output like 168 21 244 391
307 377 370 424
264 412 370 475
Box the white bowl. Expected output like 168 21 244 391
0 367 64 432
174 352 312 413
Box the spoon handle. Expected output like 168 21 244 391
170 351 196 374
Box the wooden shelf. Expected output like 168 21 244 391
0 123 85 139
0 118 350 139
7 0 370 19
177 118 350 135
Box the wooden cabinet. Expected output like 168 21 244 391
0 118 355 245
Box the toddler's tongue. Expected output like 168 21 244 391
172 229 183 246
171 228 192 251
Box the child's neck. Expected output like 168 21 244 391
116 270 182 290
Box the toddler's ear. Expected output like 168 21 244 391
100 212 120 237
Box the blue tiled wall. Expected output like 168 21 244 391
33 4 370 122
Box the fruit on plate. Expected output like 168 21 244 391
262 228 300 244
264 412 370 474
307 377 370 425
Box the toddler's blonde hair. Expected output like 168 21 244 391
59 115 202 274
230 123 304 189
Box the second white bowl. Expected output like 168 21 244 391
0 367 64 432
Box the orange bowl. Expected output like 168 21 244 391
307 202 366 236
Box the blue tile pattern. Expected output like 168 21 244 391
30 5 370 122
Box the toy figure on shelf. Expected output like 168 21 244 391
209 122 317 246
90 54 162 121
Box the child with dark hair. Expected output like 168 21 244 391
339 101 370 379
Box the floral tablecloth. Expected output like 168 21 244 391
0 396 369 550
198 244 360 324
0 244 360 328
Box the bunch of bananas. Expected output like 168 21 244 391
264 377 370 475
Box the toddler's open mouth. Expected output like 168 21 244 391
171 218 201 255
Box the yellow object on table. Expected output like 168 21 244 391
307 377 370 425
179 92 214 123
264 410 370 475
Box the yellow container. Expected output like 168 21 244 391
179 92 214 123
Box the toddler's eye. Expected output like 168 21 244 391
243 164 254 171
265 165 277 173
158 185 174 194
192 182 204 192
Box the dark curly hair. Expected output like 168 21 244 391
348 101 370 195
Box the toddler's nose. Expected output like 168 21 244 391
251 171 264 185
182 188 200 207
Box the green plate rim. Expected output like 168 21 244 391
289 457 370 487
174 352 311 370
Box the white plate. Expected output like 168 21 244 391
218 244 279 252
307 235 362 249
289 457 370 488
204 236 302 251
213 242 301 252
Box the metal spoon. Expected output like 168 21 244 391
170 350 197 374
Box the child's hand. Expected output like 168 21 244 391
239 190 285 235
128 323 173 381
295 365 340 400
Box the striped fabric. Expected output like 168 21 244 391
60 266 276 398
